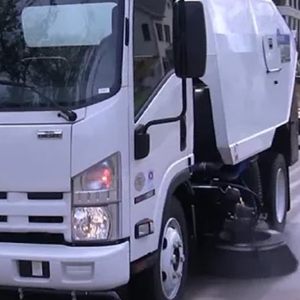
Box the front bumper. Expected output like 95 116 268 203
0 241 130 291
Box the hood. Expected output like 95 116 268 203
0 124 72 192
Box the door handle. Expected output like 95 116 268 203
267 68 282 74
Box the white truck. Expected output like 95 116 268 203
0 0 298 299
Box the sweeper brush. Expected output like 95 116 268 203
201 229 298 279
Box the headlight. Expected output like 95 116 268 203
73 207 111 241
72 153 121 242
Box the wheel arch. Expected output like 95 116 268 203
271 83 299 168
165 167 195 235
271 124 297 168
270 129 291 211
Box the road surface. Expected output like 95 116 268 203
184 158 300 300
3 159 300 300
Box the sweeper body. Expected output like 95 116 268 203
0 0 298 299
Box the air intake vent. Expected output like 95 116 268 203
28 216 64 224
0 192 7 199
27 192 63 200
0 233 65 244
0 216 7 222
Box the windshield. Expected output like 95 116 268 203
0 0 124 111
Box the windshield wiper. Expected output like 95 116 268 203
0 79 77 122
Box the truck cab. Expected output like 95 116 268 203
0 0 298 300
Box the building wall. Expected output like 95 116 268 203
274 0 300 108
274 0 300 50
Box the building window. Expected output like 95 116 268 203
141 24 151 41
164 24 171 43
155 23 164 41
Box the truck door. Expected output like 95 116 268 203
128 0 194 262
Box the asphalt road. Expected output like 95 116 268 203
3 158 300 300
184 158 300 300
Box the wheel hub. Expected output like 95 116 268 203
160 218 185 300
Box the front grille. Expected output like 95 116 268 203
0 216 7 222
0 232 65 244
27 192 63 200
0 192 7 199
28 216 64 224
0 192 71 244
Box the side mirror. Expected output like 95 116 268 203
134 125 150 160
173 1 207 79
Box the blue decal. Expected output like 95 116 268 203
277 29 290 45
276 29 291 63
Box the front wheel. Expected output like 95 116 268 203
259 152 289 232
129 197 188 300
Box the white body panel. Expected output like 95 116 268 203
129 74 194 261
0 107 85 191
0 124 72 192
202 0 297 164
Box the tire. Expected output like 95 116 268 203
129 197 189 300
259 152 289 232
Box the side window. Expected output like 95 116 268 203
142 24 151 41
155 23 164 41
164 25 171 43
133 0 174 116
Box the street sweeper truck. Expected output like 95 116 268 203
0 0 298 299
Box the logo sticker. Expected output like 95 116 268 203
98 88 110 94
147 170 155 190
148 171 154 180
134 189 155 204
37 130 63 139
134 172 146 192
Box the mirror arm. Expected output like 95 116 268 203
138 0 189 136
139 78 188 135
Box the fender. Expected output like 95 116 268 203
166 167 191 203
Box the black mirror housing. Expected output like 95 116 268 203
173 1 207 79
134 125 150 160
